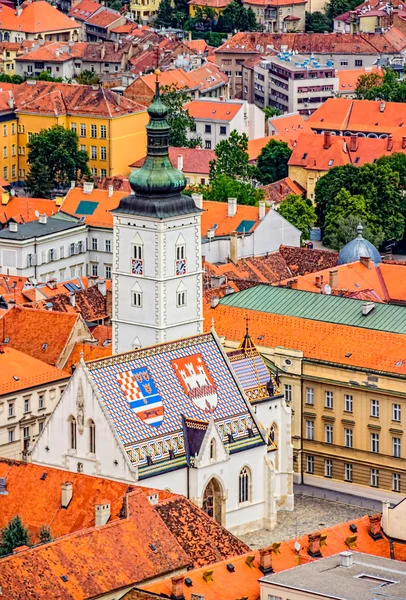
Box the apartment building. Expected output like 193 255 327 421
253 52 338 114
242 0 306 33
0 347 69 460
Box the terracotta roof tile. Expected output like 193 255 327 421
155 496 249 567
91 324 112 345
86 8 122 27
184 38 208 54
130 146 215 175
63 340 112 373
0 197 57 225
0 274 28 304
94 175 131 192
0 1 78 34
60 186 126 228
0 346 68 395
68 0 103 20
261 177 305 205
268 113 313 146
0 306 83 367
279 244 338 275
201 200 267 237
337 67 382 91
184 99 242 121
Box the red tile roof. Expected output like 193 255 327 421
337 67 382 92
261 177 306 205
130 146 215 175
0 197 57 225
308 98 406 139
186 63 228 92
0 346 68 395
63 340 112 373
184 38 208 54
85 8 123 27
60 186 126 228
94 175 131 192
91 324 112 345
0 1 78 33
268 112 313 145
201 200 267 237
0 274 28 304
69 0 102 21
184 99 242 121
0 306 84 367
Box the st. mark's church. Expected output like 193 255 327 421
31 75 294 535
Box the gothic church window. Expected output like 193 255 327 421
239 466 251 503
89 419 96 454
210 438 216 461
68 416 77 450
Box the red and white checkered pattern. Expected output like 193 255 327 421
116 371 143 402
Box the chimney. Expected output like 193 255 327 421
350 133 358 152
61 482 73 508
380 100 385 112
329 269 338 288
308 532 322 557
9 221 18 232
97 278 107 295
362 301 375 316
259 546 274 574
368 513 383 540
258 200 266 220
211 296 220 308
402 136 406 149
106 184 113 198
230 232 238 265
70 180 76 189
47 278 57 290
228 197 237 217
69 292 76 307
387 134 393 152
171 575 185 600
192 193 203 209
340 551 353 568
83 181 94 194
88 275 98 287
323 131 331 149
177 154 184 171
39 214 48 224
359 255 370 268
95 501 111 526
314 274 323 288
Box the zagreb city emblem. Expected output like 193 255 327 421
172 353 218 413
116 367 164 428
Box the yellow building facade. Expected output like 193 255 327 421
15 110 148 181
0 116 19 184
288 164 326 202
129 0 159 22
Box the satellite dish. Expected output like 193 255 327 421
10 188 15 196
34 210 40 218
294 541 301 552
324 284 332 295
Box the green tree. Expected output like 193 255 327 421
186 174 264 205
216 0 259 32
377 152 406 192
210 130 252 180
160 84 201 148
75 70 100 85
305 10 331 32
278 193 316 239
28 125 90 188
323 215 385 250
325 0 359 21
37 71 63 82
155 0 173 27
263 106 282 119
38 525 52 544
255 139 292 185
25 161 54 198
355 68 406 102
0 516 30 557
355 71 383 100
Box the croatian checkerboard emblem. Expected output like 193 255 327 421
116 367 164 428
172 353 218 412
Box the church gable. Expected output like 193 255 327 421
86 332 264 480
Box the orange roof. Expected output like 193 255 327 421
208 302 406 375
308 98 406 138
141 514 406 600
248 136 273 160
262 177 305 205
184 99 242 121
279 260 406 303
130 146 215 175
268 112 313 146
0 487 190 600
184 38 208 54
69 0 102 20
135 68 198 94
91 324 112 345
0 197 57 225
86 8 123 26
0 459 129 540
289 132 406 171
337 67 382 92
63 341 112 373
0 1 78 33
60 186 126 228
0 274 28 304
0 306 82 367
201 200 267 237
187 63 228 92
0 346 68 395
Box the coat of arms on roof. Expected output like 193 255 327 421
172 353 217 413
116 367 164 428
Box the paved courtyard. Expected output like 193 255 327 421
239 493 374 549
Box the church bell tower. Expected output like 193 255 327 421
112 72 203 354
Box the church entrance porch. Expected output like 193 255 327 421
202 477 223 524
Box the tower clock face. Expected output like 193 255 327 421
175 259 187 276
131 259 144 275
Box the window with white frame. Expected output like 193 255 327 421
100 146 107 160
70 242 75 256
239 467 251 503
306 420 314 440
91 124 97 138
371 399 380 417
91 145 97 160
393 403 401 422
60 246 64 259
371 432 379 453
393 437 401 458
176 242 186 260
24 397 30 413
80 123 86 137
8 429 14 443
325 391 333 408
8 403 14 417
306 387 314 405
284 384 292 403
324 459 332 478
100 124 106 138
344 462 353 482
393 473 401 492
105 265 111 279
132 290 142 307
325 424 333 444
38 394 45 410
89 419 96 453
306 455 314 474
344 428 353 448
105 239 111 252
344 394 353 412
133 244 143 260
69 416 77 450
39 421 44 434
177 289 187 307
92 238 98 251
371 468 379 487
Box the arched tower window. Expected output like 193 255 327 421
68 416 77 450
89 419 96 454
210 438 216 461
239 467 251 503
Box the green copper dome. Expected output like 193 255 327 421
114 73 201 219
